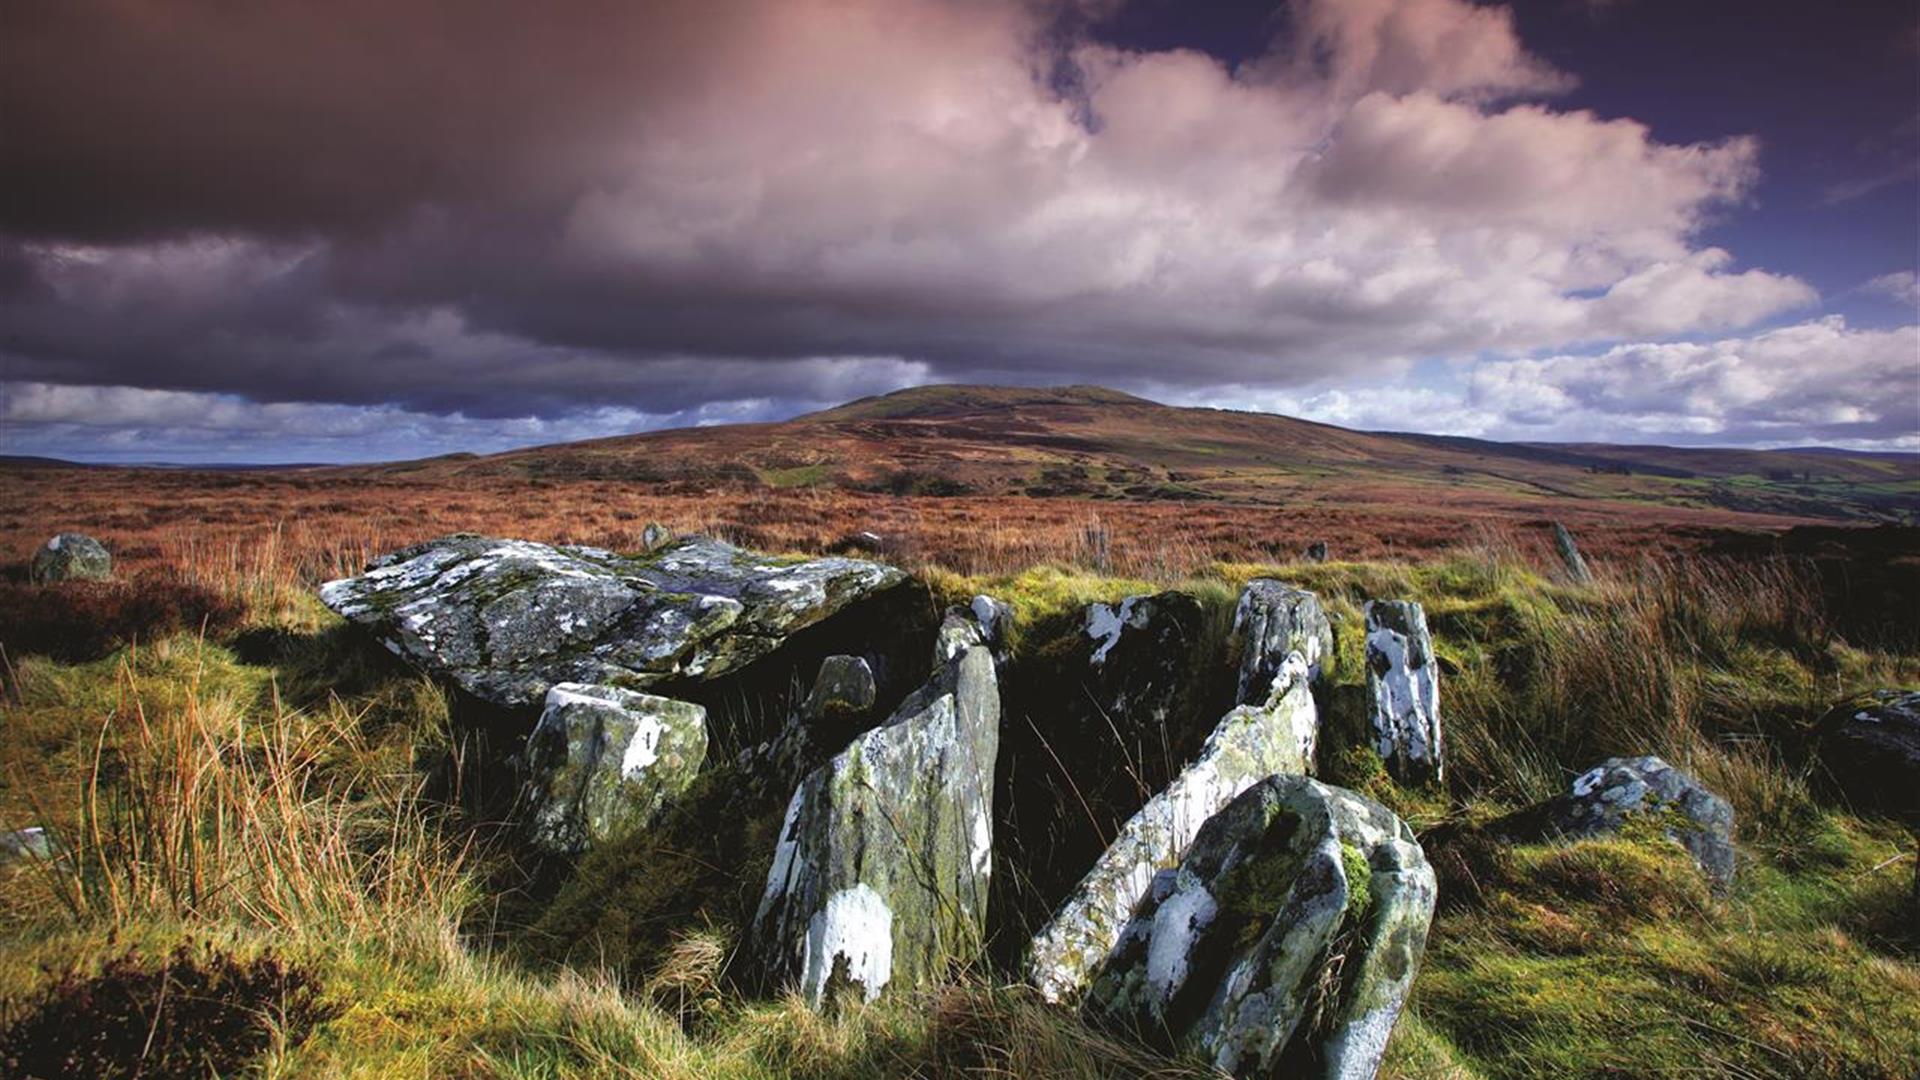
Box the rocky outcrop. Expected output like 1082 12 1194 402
319 535 907 709
1364 600 1442 785
1490 755 1736 889
1816 689 1920 824
1233 579 1334 703
1083 775 1434 1080
751 612 1000 1006
31 533 111 583
1027 651 1318 1004
522 684 707 854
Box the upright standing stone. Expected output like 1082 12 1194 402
1232 580 1334 703
30 533 112 583
1027 651 1319 1004
1083 776 1435 1080
1365 600 1443 785
1552 522 1592 585
752 613 1000 1006
522 684 708 854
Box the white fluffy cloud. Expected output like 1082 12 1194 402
1197 316 1919 448
1864 270 1920 306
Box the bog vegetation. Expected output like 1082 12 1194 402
0 509 1916 1079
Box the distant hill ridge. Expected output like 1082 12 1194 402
8 384 1914 522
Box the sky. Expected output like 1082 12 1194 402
1 0 1916 464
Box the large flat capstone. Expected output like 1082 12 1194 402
318 535 908 709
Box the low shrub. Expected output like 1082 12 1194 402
0 575 243 663
0 944 334 1080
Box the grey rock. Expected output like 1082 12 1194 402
30 533 112 583
1490 755 1736 889
1027 651 1319 1005
1364 600 1443 785
522 684 707 854
1084 775 1434 1080
1816 689 1920 826
752 614 1000 1007
0 827 58 862
1233 579 1334 703
640 522 674 553
769 655 880 782
318 534 907 709
1552 521 1592 585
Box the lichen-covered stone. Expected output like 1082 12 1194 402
0 827 58 863
1027 651 1318 1005
640 522 674 552
1552 521 1592 585
1815 689 1920 826
1083 775 1434 1080
522 684 707 854
1233 580 1333 703
752 615 1000 1006
768 655 880 782
1490 755 1736 889
318 534 907 709
1364 600 1442 785
30 533 111 583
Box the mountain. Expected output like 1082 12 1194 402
363 384 1918 523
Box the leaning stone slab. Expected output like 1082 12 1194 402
522 684 707 855
1365 600 1443 785
319 534 907 709
1490 755 1736 889
751 614 1000 1006
1084 775 1434 1080
1233 580 1333 703
1027 651 1319 1005
31 533 112 583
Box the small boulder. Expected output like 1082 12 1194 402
831 531 888 555
640 522 674 552
1365 600 1443 785
1489 755 1736 889
319 534 907 709
522 684 708 854
752 613 1000 1006
1083 775 1434 1080
1027 651 1319 1004
768 655 880 782
30 533 112 583
0 827 58 863
1815 689 1920 824
1232 580 1333 703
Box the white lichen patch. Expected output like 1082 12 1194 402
1144 882 1218 1003
801 882 896 1004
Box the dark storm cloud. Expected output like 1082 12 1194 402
2 0 1903 455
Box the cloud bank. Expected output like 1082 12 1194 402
0 0 1898 458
